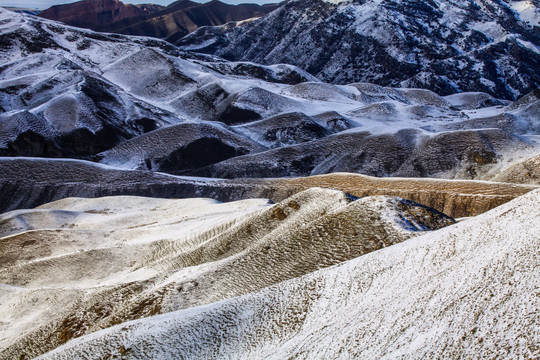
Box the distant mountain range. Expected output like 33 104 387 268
39 0 280 42
179 0 540 100
34 0 540 100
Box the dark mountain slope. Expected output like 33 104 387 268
39 0 280 43
38 0 157 30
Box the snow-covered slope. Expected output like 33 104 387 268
0 188 454 359
32 188 540 359
179 0 540 100
0 8 538 182
490 153 540 184
96 121 266 171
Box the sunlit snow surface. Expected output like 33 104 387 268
32 189 540 360
0 187 457 358
511 0 540 26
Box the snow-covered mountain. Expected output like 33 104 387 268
179 0 540 100
1 8 538 183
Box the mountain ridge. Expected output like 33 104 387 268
179 0 540 100
38 0 281 43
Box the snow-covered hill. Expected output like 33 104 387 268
0 188 455 359
179 0 540 100
15 188 537 359
1 8 538 182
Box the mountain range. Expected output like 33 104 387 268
39 0 280 43
1 7 538 183
179 0 540 100
0 3 539 359
36 0 540 99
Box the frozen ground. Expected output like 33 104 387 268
0 188 455 358
26 188 540 359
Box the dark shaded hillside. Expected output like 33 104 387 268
39 0 280 42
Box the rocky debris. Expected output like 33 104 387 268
311 111 356 132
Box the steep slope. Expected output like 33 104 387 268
179 0 540 99
187 128 536 179
0 158 538 217
35 189 540 359
39 0 279 43
97 122 267 171
0 189 454 359
234 112 332 148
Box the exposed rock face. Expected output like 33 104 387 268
22 189 540 360
0 158 537 218
0 188 454 359
39 0 279 42
179 0 540 99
